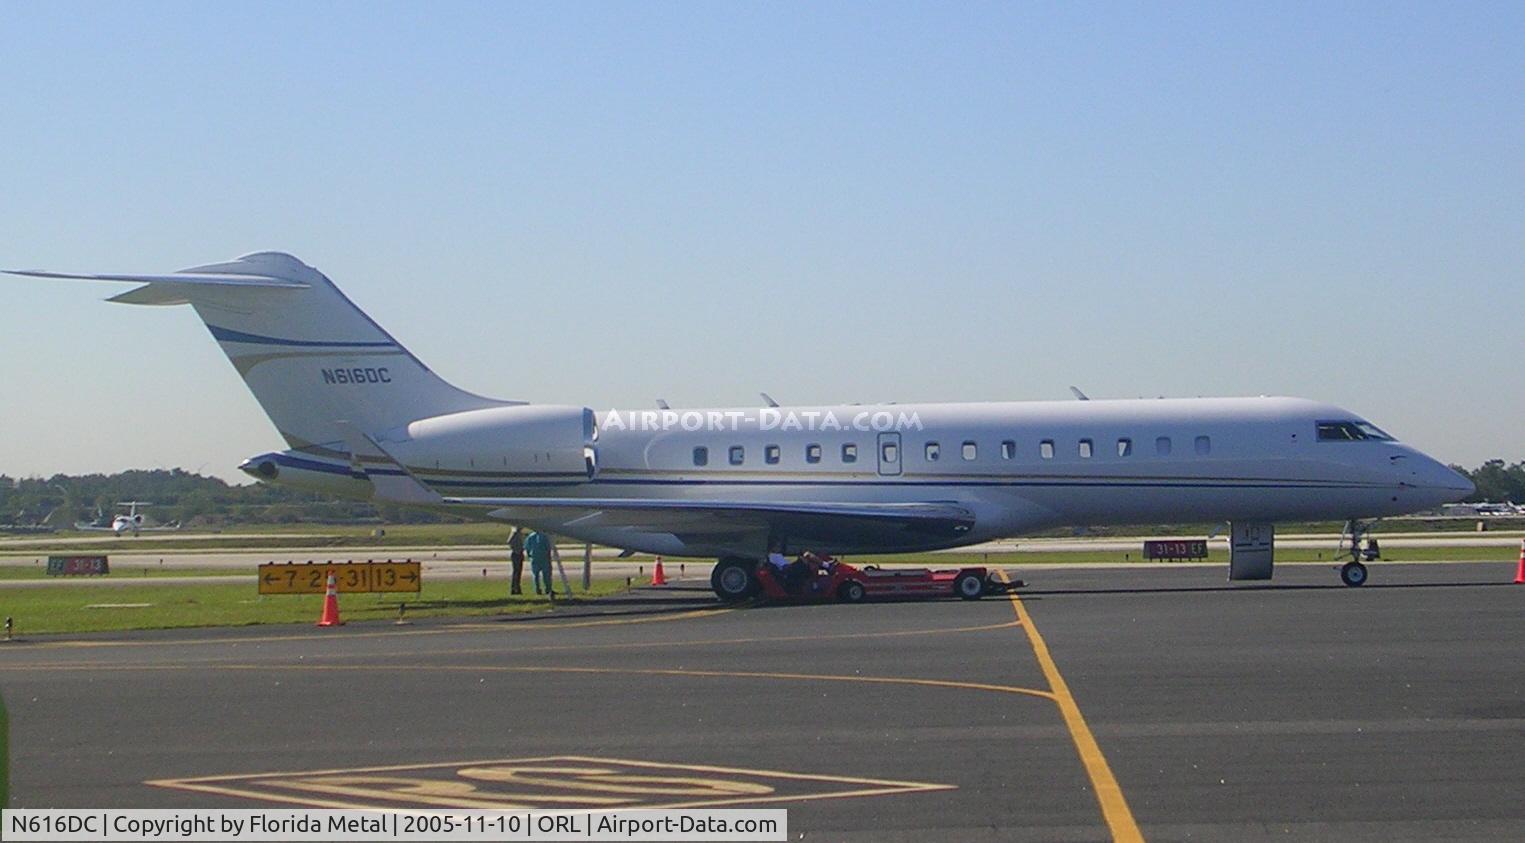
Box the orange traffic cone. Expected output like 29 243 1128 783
317 571 343 626
651 556 668 586
1514 539 1525 585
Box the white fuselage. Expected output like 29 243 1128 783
244 396 1472 557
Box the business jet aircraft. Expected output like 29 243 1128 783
74 502 179 537
10 252 1473 594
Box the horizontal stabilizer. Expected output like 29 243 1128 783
5 269 309 287
6 268 308 307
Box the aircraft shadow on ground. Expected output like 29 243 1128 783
1017 580 1512 598
450 578 1516 620
467 595 723 624
712 579 1514 610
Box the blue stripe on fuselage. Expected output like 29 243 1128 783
263 453 1387 492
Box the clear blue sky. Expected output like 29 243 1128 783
2 2 1521 482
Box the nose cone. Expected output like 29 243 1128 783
1412 454 1475 504
1441 465 1476 500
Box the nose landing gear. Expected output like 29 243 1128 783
1339 560 1368 587
1337 519 1380 587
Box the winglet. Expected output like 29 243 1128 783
334 421 443 505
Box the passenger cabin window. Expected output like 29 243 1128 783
765 444 781 464
806 444 822 464
1117 438 1133 457
962 441 977 460
1195 435 1211 456
1155 436 1172 456
925 442 940 461
1316 420 1394 442
693 446 709 466
1078 439 1093 459
1001 440 1016 460
1040 440 1055 460
842 443 858 463
729 445 745 465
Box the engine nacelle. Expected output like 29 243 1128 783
384 404 598 482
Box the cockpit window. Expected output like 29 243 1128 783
1316 420 1394 442
1356 422 1394 440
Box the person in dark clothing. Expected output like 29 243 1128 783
508 527 526 595
782 557 808 592
783 550 827 593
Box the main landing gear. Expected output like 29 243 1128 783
711 557 760 602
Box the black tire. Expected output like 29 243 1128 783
711 557 759 601
954 571 985 600
838 580 866 603
1339 561 1368 587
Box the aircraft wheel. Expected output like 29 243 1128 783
837 580 866 603
1339 561 1368 587
711 557 759 601
954 571 985 600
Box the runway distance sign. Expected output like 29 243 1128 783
46 555 110 576
257 560 421 595
1142 539 1209 560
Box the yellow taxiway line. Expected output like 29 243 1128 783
0 660 1059 703
14 606 734 650
999 571 1144 842
0 618 1021 671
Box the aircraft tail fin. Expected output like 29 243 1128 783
8 252 515 453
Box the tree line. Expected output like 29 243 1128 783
1453 460 1525 505
0 469 457 527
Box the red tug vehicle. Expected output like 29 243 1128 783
752 554 1023 603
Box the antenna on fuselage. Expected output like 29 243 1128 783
1068 386 1090 401
655 399 670 410
760 392 779 408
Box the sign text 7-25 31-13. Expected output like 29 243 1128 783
257 561 420 594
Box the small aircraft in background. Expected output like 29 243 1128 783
74 502 180 537
0 508 58 535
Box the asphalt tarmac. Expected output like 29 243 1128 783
0 561 1520 841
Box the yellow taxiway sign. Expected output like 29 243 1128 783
258 560 421 595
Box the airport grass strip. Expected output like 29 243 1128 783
0 577 629 635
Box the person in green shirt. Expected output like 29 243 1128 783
525 530 553 597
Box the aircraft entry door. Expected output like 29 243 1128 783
877 432 902 477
